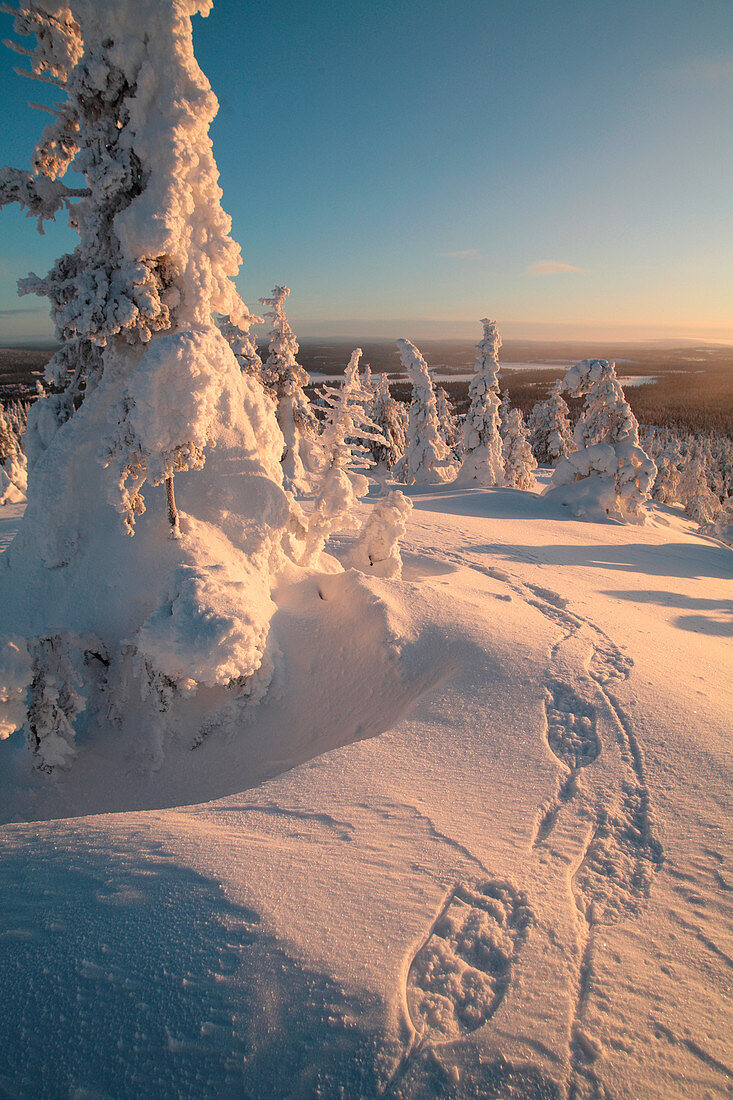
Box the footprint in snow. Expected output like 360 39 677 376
406 880 531 1044
534 682 600 846
544 681 600 771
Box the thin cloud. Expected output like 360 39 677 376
0 307 46 316
666 55 733 87
526 261 586 276
438 248 481 260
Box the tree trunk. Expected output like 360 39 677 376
166 476 181 539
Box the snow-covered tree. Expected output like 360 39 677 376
434 385 462 460
454 318 504 486
392 339 455 485
502 408 537 490
0 404 27 504
369 373 407 470
547 360 657 522
301 348 386 564
499 389 511 432
219 308 264 379
527 384 574 466
651 436 684 504
361 361 374 397
349 490 412 579
259 285 317 491
0 0 297 771
679 452 720 526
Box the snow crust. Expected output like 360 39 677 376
1 488 730 1099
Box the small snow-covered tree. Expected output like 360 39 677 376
455 318 504 486
651 437 684 504
219 308 264 379
527 384 574 466
548 360 656 522
349 490 412 579
392 339 455 485
499 389 511 431
679 452 720 526
0 404 27 504
301 348 386 564
434 385 462 460
361 361 374 397
502 408 537 490
259 285 317 491
369 373 407 470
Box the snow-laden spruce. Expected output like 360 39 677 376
502 408 538 490
369 373 407 471
259 285 318 492
434 385 462 461
219 309 264 379
393 339 455 485
454 318 504 487
547 360 657 522
349 490 413 579
0 0 311 773
0 404 27 505
678 451 721 526
527 384 574 467
301 348 388 564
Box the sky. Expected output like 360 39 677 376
1 0 732 344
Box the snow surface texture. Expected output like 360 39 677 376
547 360 657 523
1 489 731 1098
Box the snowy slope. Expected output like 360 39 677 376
1 487 731 1099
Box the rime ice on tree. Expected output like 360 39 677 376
527 384 574 467
455 319 504 487
502 408 538 490
548 360 657 522
0 0 296 771
219 309 264 379
0 405 27 505
679 452 720 526
434 386 461 460
392 339 455 485
259 285 317 492
301 348 386 564
369 373 407 470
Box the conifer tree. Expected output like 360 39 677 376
527 384 574 466
651 437 684 504
0 404 27 504
434 385 462 460
499 389 511 432
0 0 295 769
549 360 657 521
455 318 504 486
369 373 407 470
392 339 455 485
301 348 385 563
349 490 412 579
502 408 537 490
679 452 720 526
259 285 317 491
219 309 264 379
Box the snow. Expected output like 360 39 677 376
0 487 730 1098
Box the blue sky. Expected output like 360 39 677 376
1 0 732 342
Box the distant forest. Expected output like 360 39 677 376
1 339 731 437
